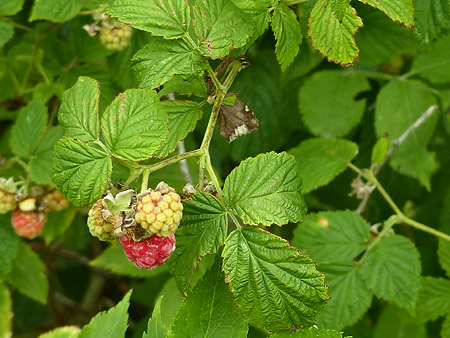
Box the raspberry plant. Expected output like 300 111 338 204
1 0 450 337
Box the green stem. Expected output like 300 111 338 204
347 162 362 175
9 21 34 33
123 168 142 189
360 215 399 262
366 171 403 216
140 169 150 193
403 217 450 242
198 154 205 192
205 63 224 91
141 149 204 173
351 70 399 82
204 155 223 198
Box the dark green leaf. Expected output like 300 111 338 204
143 296 166 338
224 152 307 226
30 0 81 22
167 193 228 295
41 207 77 245
170 257 248 337
438 239 450 279
299 71 370 138
416 277 450 322
0 214 19 279
289 138 358 193
9 241 48 304
271 327 345 337
292 210 370 264
360 235 421 311
222 226 329 331
52 138 112 207
10 96 47 159
0 22 14 47
373 304 426 338
413 0 450 43
101 89 168 161
0 0 25 15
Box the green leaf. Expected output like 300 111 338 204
155 100 203 158
299 71 370 138
52 138 112 207
410 34 450 84
79 291 131 338
358 0 414 26
373 304 426 338
371 136 388 165
8 241 48 304
222 226 329 331
288 138 358 193
223 152 307 226
413 0 450 43
0 214 19 279
329 0 351 22
0 22 14 47
442 315 450 338
167 193 228 295
308 0 363 65
439 239 450 278
271 2 302 71
107 0 190 39
193 0 254 59
0 283 12 337
143 296 167 338
90 244 166 278
132 38 203 89
232 0 271 38
30 0 82 22
0 0 25 15
170 257 248 337
101 89 168 161
374 80 438 190
158 75 208 98
58 77 100 143
41 207 77 245
416 277 450 322
356 5 418 65
38 326 81 338
271 327 344 337
30 126 63 185
317 262 372 330
292 210 370 264
360 235 421 311
10 96 47 159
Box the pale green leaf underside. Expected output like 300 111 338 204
360 235 421 311
0 283 11 338
132 38 203 89
358 0 414 27
10 96 47 159
52 138 112 207
91 245 166 278
79 291 131 338
193 0 254 59
224 152 307 226
167 193 228 295
143 296 167 338
309 0 363 65
156 100 203 158
107 0 190 39
413 0 450 44
289 138 358 193
299 71 370 138
411 34 450 84
58 77 100 143
416 277 450 322
222 226 329 331
0 22 14 47
271 2 302 71
30 0 81 22
38 326 81 338
170 258 248 337
317 262 372 330
292 210 370 264
101 89 168 161
9 241 48 304
375 79 437 190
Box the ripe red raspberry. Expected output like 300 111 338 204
11 210 47 239
120 234 175 270
100 23 132 51
135 187 183 237
87 200 120 241
0 188 16 214
43 189 70 211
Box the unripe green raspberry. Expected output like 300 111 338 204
0 189 16 214
87 200 120 241
100 23 132 51
135 184 183 237
43 189 70 211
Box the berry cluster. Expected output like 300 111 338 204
87 182 182 270
99 23 132 51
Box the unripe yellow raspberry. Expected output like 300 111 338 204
135 186 183 237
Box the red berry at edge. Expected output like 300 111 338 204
11 210 47 239
120 234 175 270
